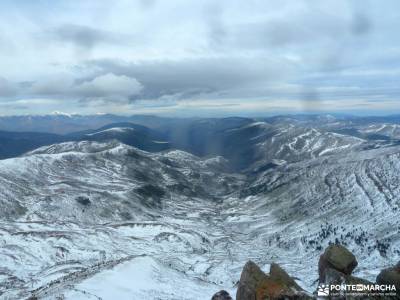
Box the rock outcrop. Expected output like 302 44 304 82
211 245 398 300
236 261 312 300
236 261 269 300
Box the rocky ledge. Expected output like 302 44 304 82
211 244 400 299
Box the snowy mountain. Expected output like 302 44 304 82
0 114 189 135
357 123 400 140
0 122 170 160
0 116 400 299
238 144 400 287
70 122 170 152
0 141 243 299
220 121 370 171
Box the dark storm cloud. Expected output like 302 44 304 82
84 56 295 101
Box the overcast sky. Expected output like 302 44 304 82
0 0 400 116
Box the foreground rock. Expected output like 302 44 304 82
211 290 233 300
236 261 312 300
210 246 398 300
236 261 268 300
318 244 358 283
376 261 400 294
318 244 380 299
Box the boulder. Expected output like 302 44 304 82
236 261 312 300
376 263 400 292
319 244 357 282
211 290 233 300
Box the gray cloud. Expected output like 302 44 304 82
76 74 142 98
16 73 143 104
203 1 373 52
84 56 295 101
0 77 16 97
351 13 371 36
50 24 123 49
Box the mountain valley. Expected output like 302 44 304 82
0 114 399 299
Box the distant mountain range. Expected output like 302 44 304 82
0 114 187 134
1 114 399 170
0 120 171 159
1 113 400 133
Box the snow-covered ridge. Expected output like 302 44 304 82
26 140 123 155
85 127 136 136
51 111 78 117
